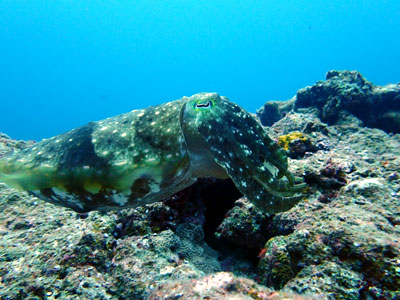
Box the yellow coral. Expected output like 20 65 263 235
278 132 307 151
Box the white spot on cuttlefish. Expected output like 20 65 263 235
112 193 129 206
52 188 84 210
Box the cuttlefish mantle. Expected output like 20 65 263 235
0 93 305 213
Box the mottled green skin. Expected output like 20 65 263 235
0 93 304 213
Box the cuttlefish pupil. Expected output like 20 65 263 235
194 100 212 110
0 92 305 213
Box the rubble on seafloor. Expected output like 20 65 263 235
0 70 399 300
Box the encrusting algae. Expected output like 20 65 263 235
278 132 308 151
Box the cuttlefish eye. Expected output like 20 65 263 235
194 99 213 110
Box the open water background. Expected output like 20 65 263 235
0 0 399 141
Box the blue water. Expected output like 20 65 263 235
1 0 399 141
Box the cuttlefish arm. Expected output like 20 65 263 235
182 93 306 213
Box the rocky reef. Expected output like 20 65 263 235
258 70 400 134
0 71 399 299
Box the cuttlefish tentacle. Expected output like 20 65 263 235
0 92 305 213
182 93 305 213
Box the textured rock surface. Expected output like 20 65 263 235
256 109 400 299
258 70 400 134
215 197 271 249
148 272 318 300
257 98 296 127
1 71 400 299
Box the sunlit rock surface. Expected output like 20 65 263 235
0 71 399 299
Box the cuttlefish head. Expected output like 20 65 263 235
182 92 305 213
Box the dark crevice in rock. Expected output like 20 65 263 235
196 179 263 274
213 236 261 270
198 179 242 242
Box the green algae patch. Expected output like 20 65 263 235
258 235 295 289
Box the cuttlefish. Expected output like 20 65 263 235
0 93 305 213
